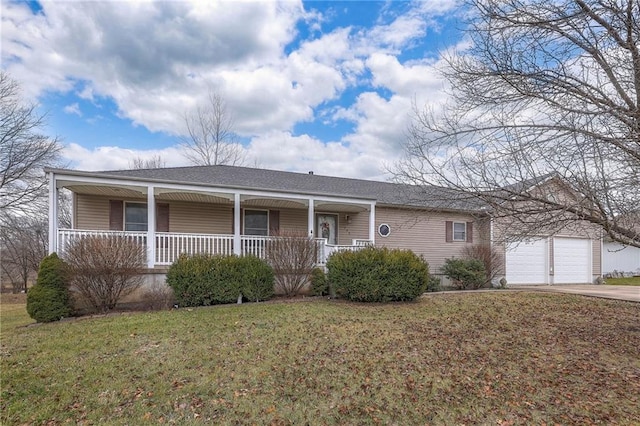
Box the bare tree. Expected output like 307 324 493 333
397 0 640 248
180 91 246 166
129 154 166 170
0 212 48 293
0 71 62 217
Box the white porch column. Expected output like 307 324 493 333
368 202 376 244
308 198 315 237
147 186 156 268
48 172 58 254
233 193 241 255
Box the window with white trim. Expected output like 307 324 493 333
125 202 148 231
244 210 269 236
453 222 467 241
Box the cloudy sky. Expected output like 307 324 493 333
2 0 465 180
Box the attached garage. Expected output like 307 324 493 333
506 239 548 285
553 237 591 284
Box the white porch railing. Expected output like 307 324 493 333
156 232 234 265
58 229 148 255
56 230 371 267
315 238 373 266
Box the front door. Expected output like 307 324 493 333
316 214 338 245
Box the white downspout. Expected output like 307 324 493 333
233 193 241 255
147 186 156 268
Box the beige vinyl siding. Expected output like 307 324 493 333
76 194 119 230
338 211 369 245
375 207 482 271
592 239 601 276
169 202 231 234
279 208 307 233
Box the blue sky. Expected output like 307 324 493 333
2 0 465 180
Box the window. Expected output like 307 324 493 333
244 210 269 236
378 223 391 237
125 203 148 231
453 222 466 241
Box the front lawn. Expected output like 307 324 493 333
1 293 639 424
605 276 640 286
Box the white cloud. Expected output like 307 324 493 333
63 143 190 171
4 0 464 180
247 131 390 180
63 103 81 116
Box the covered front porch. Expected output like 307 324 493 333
48 169 377 267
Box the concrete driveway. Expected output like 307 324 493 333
516 285 640 302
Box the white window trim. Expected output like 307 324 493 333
452 221 467 242
378 223 391 237
124 201 148 232
243 209 270 236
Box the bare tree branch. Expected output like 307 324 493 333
0 71 62 216
396 0 640 248
129 155 166 170
180 91 246 166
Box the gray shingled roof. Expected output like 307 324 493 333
70 165 487 212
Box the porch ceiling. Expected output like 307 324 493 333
64 184 146 198
156 191 233 204
241 197 307 209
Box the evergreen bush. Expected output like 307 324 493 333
26 253 71 322
440 258 487 290
310 267 329 296
326 247 429 302
166 254 274 306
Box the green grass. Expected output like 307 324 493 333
605 276 640 286
2 293 639 425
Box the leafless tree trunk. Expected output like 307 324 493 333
180 91 246 166
396 0 640 248
0 71 62 217
129 155 166 170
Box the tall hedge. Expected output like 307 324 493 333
166 254 274 306
326 247 429 302
26 253 72 322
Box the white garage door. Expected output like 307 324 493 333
506 239 548 285
554 238 591 284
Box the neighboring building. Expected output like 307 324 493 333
45 165 602 289
602 242 640 276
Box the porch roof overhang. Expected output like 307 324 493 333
47 168 375 211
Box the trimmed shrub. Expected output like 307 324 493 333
310 267 329 296
326 247 429 302
166 254 274 307
462 244 503 287
26 253 71 322
426 275 442 292
239 256 275 302
440 258 486 290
